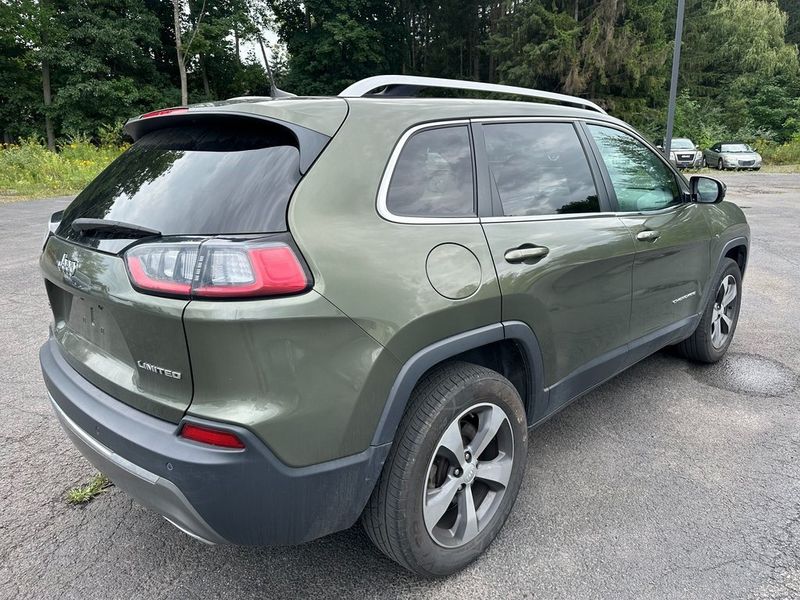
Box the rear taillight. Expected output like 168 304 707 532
124 238 310 300
180 423 245 449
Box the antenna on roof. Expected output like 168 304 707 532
256 35 294 98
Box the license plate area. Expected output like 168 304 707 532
66 295 112 350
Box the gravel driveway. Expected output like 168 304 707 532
1 173 798 599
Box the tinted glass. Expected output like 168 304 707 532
588 125 682 212
57 121 302 241
386 126 474 217
483 122 599 216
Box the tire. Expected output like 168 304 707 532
677 258 742 363
362 361 528 577
718 158 724 171
702 157 708 168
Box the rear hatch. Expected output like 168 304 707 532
41 106 340 421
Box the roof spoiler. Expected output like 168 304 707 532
123 111 329 174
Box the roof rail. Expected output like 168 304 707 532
339 75 606 114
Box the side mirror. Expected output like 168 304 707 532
691 175 726 204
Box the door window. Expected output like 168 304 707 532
482 122 600 216
386 125 475 217
588 125 682 212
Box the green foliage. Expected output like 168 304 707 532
66 473 112 505
1 0 275 142
760 139 800 165
268 0 403 95
1 0 799 175
0 137 125 199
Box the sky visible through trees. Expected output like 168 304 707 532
1 0 798 147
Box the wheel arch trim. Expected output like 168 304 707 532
720 236 748 275
370 321 547 447
698 235 749 317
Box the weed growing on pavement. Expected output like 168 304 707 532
66 473 113 505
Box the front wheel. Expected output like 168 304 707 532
718 158 724 171
362 362 528 577
677 258 742 363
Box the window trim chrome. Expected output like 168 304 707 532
377 115 689 225
377 119 480 225
480 212 617 224
479 204 687 223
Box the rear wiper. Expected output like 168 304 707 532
71 218 162 239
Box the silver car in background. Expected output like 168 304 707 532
657 138 703 169
704 142 762 170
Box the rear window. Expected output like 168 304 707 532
57 121 301 242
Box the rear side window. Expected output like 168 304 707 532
482 122 600 216
57 120 301 240
386 125 475 218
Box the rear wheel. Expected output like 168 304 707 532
362 361 527 577
677 258 742 363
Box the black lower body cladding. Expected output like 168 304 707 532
40 338 390 546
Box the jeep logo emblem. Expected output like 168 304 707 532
56 253 78 277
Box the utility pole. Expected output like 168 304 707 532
664 0 686 157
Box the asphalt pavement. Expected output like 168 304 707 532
0 173 798 599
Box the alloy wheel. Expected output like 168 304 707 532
711 274 737 348
422 403 514 548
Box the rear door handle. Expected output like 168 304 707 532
504 246 549 263
636 230 661 242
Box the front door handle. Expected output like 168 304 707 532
504 246 549 263
636 230 661 242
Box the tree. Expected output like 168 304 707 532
268 0 403 94
681 0 800 140
173 0 188 104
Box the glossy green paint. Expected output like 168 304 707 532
481 215 634 387
184 97 348 137
287 100 515 364
183 291 399 466
702 201 751 266
41 236 191 422
619 203 712 338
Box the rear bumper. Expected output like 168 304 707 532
40 338 390 546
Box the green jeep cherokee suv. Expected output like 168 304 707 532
39 76 749 577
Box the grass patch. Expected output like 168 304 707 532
758 139 800 166
0 137 125 200
66 473 113 505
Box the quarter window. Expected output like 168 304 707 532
588 125 682 212
386 125 475 218
482 122 600 216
